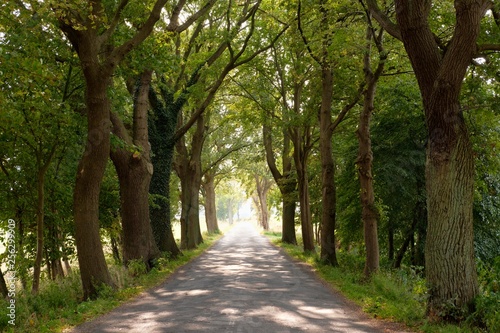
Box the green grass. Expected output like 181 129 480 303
265 231 499 333
0 232 223 333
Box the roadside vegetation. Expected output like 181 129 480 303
0 232 223 333
266 232 500 333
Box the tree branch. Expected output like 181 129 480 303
364 0 402 40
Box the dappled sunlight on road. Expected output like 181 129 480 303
70 221 406 333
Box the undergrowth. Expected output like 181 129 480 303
265 231 500 333
0 232 222 333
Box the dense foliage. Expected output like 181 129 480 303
0 0 498 331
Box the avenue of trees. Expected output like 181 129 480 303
1 0 499 326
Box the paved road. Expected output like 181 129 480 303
71 222 405 333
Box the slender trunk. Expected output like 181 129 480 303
255 175 272 230
318 65 338 265
388 222 394 262
16 209 27 289
63 257 72 276
228 199 234 224
293 143 315 252
32 145 56 294
202 173 220 233
32 168 45 294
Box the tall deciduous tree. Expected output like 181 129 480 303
298 0 364 263
357 6 386 278
367 0 500 320
54 0 181 299
110 71 159 267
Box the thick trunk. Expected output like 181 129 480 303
282 198 297 245
73 78 115 299
149 145 180 256
389 1 482 319
425 120 478 318
179 174 203 249
176 115 205 249
110 71 159 268
113 156 159 265
202 173 220 233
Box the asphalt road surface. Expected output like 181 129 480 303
70 222 407 333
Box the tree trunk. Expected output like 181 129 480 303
228 198 234 224
0 269 8 298
32 168 45 294
388 221 394 262
148 89 181 257
292 135 315 253
73 76 116 299
391 0 481 319
357 22 385 278
110 71 160 268
175 115 205 249
282 199 297 244
318 65 338 266
254 175 272 230
425 120 478 318
202 172 220 233
263 123 297 243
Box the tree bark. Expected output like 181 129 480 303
175 115 205 249
291 128 315 253
110 71 160 268
318 65 338 265
263 124 297 244
202 172 220 233
254 175 272 230
356 20 385 278
56 0 170 299
391 0 481 319
148 100 181 256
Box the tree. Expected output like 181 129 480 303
54 0 178 299
367 0 500 320
298 0 365 262
356 5 386 277
0 2 81 293
110 71 159 267
150 0 288 251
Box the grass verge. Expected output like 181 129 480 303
264 231 499 333
0 231 223 333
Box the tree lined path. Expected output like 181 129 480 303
70 222 405 333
